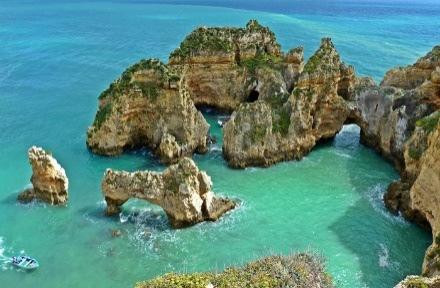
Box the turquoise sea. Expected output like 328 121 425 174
1 1 439 287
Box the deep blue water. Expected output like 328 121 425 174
0 1 438 287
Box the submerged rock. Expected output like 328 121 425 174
135 253 333 288
18 146 68 205
101 157 235 228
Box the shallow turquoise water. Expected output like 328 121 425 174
0 1 437 287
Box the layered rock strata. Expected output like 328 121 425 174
18 146 68 205
102 157 236 228
223 38 355 168
86 59 209 164
168 20 303 111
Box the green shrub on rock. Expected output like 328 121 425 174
135 253 334 288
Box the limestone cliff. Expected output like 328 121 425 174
394 275 440 288
223 38 355 168
169 20 303 111
102 157 236 228
382 45 440 90
87 59 209 164
362 46 440 279
18 146 68 205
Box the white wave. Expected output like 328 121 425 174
209 145 222 152
378 243 389 268
334 151 353 159
366 184 409 226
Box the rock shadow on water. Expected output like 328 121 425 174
327 125 431 287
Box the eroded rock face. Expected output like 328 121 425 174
169 20 302 111
382 45 440 90
18 146 68 205
366 46 440 279
394 275 440 288
102 157 236 228
223 38 355 168
86 59 209 164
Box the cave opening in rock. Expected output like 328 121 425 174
247 89 259 102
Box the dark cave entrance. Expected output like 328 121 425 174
247 89 259 103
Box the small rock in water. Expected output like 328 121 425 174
110 229 122 238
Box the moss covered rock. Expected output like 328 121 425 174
135 253 333 288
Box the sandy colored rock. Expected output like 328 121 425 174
169 20 301 111
87 59 209 163
223 38 355 168
394 275 440 288
102 157 235 228
18 146 68 205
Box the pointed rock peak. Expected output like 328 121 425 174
303 37 341 74
246 19 263 30
320 37 336 50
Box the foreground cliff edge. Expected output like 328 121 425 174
87 20 440 286
135 253 333 288
102 157 236 228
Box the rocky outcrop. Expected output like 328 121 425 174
135 253 333 288
382 45 440 90
394 275 440 288
169 20 302 111
352 46 440 170
87 21 303 164
18 146 68 205
223 38 355 168
87 59 209 164
360 46 440 280
102 157 236 228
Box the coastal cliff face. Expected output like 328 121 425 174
223 38 355 168
86 59 209 164
353 46 440 170
18 146 68 205
102 157 236 228
370 46 440 280
169 20 302 111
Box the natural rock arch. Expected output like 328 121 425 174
102 158 236 228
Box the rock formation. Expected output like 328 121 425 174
354 46 440 279
87 20 303 164
18 146 68 205
223 38 355 168
395 275 440 288
102 157 236 228
87 59 209 164
168 20 301 111
87 20 440 282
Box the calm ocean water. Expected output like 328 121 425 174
1 1 439 287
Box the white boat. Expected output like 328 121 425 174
11 256 39 270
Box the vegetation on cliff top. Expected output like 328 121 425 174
135 253 333 288
98 59 179 101
170 20 279 60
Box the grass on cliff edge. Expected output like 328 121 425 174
135 253 333 288
416 111 440 134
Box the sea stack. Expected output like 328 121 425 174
18 146 69 205
101 157 236 228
